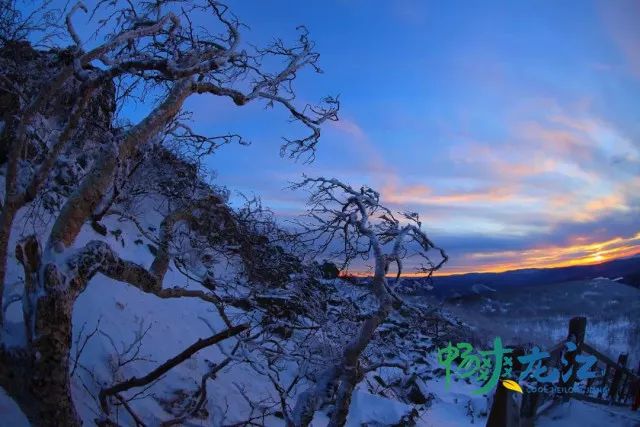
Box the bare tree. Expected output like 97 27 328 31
0 1 337 425
289 177 447 427
0 0 338 319
0 0 65 48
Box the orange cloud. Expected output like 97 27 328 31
494 159 556 178
326 111 638 279
381 182 520 206
343 233 640 278
518 121 593 162
573 193 630 222
439 232 640 276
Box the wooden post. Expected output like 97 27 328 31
510 344 537 426
519 391 539 427
561 316 586 401
609 353 628 402
619 353 628 367
584 376 595 397
620 373 629 402
598 364 611 399
567 316 587 345
486 383 520 427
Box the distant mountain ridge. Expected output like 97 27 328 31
405 256 640 298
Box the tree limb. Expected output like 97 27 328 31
99 323 248 414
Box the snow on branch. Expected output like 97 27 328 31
291 176 448 279
75 1 339 160
289 177 448 426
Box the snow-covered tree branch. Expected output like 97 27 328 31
290 177 447 426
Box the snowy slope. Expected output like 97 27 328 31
2 213 638 426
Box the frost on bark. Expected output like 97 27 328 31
0 1 336 425
289 177 447 427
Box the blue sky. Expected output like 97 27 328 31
187 0 639 273
39 0 640 274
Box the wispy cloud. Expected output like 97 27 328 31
329 117 392 175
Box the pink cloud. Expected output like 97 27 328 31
381 181 519 207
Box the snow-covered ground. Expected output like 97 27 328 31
442 277 640 369
2 214 638 427
537 400 640 427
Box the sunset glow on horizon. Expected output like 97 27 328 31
340 233 640 277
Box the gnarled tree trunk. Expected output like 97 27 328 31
0 203 18 325
1 247 82 427
0 347 81 427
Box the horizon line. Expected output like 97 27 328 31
338 250 640 279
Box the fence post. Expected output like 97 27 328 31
609 353 628 403
561 316 586 400
519 391 539 427
584 377 595 397
486 382 520 427
620 373 630 402
598 364 611 399
567 316 586 345
506 345 539 426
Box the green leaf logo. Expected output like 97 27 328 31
501 379 523 393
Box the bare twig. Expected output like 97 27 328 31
99 323 248 414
